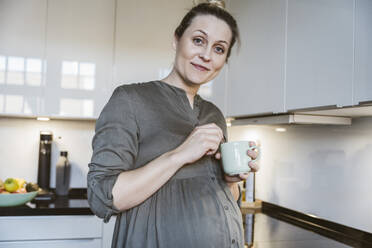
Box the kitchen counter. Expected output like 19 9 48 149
0 194 260 217
0 192 261 217
244 201 372 247
1 192 371 247
0 189 93 216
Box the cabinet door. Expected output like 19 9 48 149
227 0 287 118
354 0 372 105
112 0 190 91
102 216 117 248
0 216 102 241
0 0 46 117
44 0 115 119
0 239 101 248
286 0 354 111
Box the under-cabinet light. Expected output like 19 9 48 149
275 127 286 132
37 117 50 121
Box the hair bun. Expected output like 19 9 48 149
193 0 225 9
208 0 225 9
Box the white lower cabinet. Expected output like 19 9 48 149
0 239 101 248
102 216 117 248
0 215 116 248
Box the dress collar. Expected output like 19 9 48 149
156 80 202 107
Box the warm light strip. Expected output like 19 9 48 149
226 117 234 127
275 127 286 132
37 117 50 121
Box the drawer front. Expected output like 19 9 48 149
0 216 102 241
0 238 101 248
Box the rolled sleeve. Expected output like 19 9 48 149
87 86 139 223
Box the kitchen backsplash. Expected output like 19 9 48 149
1 115 371 233
0 117 95 188
228 116 372 233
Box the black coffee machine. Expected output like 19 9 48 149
35 131 54 200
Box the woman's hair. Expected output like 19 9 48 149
175 2 240 61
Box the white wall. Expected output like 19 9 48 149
0 117 95 188
228 116 372 233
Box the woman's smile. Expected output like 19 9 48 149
190 62 210 71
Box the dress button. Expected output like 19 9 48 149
224 206 229 210
232 239 236 244
211 176 215 181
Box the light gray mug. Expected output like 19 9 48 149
220 141 260 176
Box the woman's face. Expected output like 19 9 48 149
173 14 232 86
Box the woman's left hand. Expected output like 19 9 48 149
215 141 260 182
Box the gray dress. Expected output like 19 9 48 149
87 81 244 248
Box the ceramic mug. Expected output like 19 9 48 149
220 141 260 175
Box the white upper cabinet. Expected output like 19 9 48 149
0 0 46 116
354 0 372 105
112 0 190 90
285 0 354 111
2 0 367 119
44 0 115 119
227 0 287 117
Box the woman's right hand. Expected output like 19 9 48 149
172 123 224 165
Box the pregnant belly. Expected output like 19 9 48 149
123 177 235 248
155 178 230 247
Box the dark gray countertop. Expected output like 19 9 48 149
0 189 93 216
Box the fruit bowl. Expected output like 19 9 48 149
0 191 38 207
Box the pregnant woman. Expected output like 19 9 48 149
87 2 259 247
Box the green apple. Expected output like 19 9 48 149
4 178 19 193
